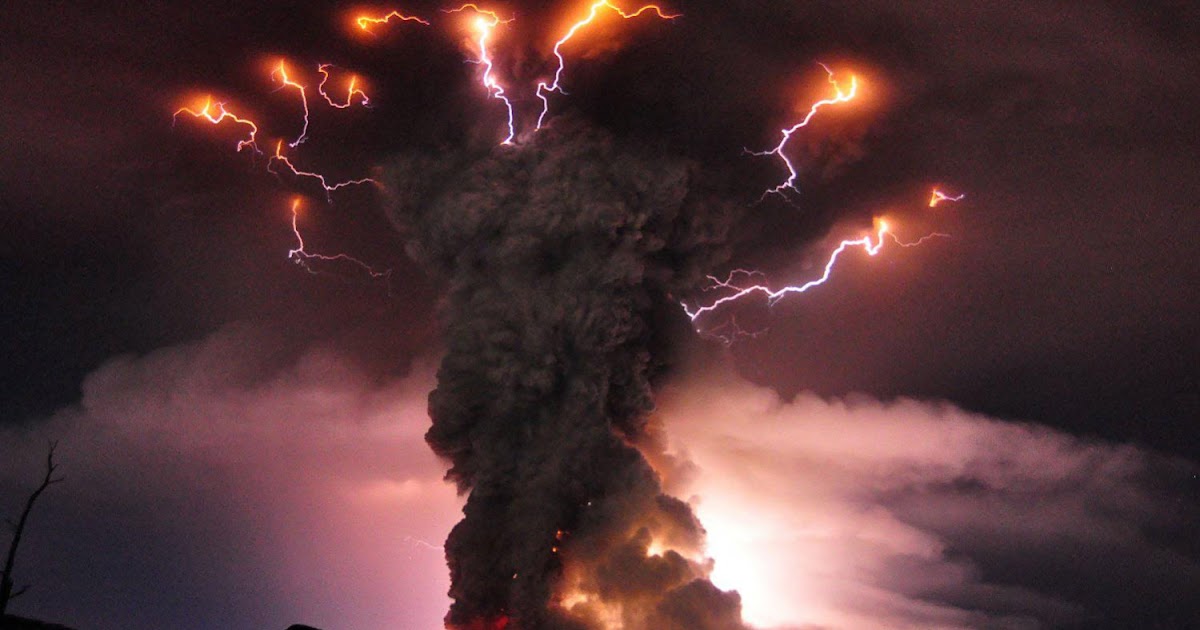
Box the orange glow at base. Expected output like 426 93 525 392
448 616 510 630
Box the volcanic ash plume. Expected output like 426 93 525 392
386 118 746 629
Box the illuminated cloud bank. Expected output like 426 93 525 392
0 326 459 630
656 368 1199 629
2 327 1195 629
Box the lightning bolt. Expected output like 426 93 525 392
750 64 858 198
172 96 261 153
446 4 517 145
684 220 890 322
684 213 950 329
888 230 951 247
355 10 431 32
929 189 965 207
272 60 312 148
535 1 679 130
317 64 371 109
288 197 390 279
704 313 770 346
269 141 376 202
403 535 445 552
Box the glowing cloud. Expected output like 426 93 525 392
653 371 1197 629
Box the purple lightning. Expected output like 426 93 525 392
446 4 517 145
269 141 376 202
749 64 858 198
683 216 950 326
288 197 390 279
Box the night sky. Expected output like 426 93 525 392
2 1 1198 629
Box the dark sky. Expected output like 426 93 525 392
1 1 1198 628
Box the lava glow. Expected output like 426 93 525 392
172 97 261 153
535 0 679 129
929 188 965 207
317 63 371 108
272 60 312 147
288 197 390 278
355 10 431 32
447 4 517 144
684 219 891 322
269 140 377 202
752 65 859 197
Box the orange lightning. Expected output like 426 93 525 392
172 96 261 153
929 189 965 207
751 64 858 198
289 197 390 279
355 10 431 32
317 64 371 108
535 0 679 129
269 141 376 202
446 4 517 144
272 60 312 147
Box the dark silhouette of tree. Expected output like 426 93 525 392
1 441 63 616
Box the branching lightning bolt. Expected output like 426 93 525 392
173 8 966 339
535 1 679 130
929 189 965 207
750 64 858 198
355 10 431 32
447 4 517 144
269 141 376 202
683 212 952 328
272 60 312 148
288 197 390 279
317 64 371 109
683 221 891 322
173 97 261 153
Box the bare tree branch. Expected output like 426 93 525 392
2 440 63 616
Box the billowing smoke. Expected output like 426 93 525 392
385 117 747 629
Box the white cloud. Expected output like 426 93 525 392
655 370 1198 629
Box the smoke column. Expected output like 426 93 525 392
386 117 747 629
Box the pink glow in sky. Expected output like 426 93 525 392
1 326 1194 629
